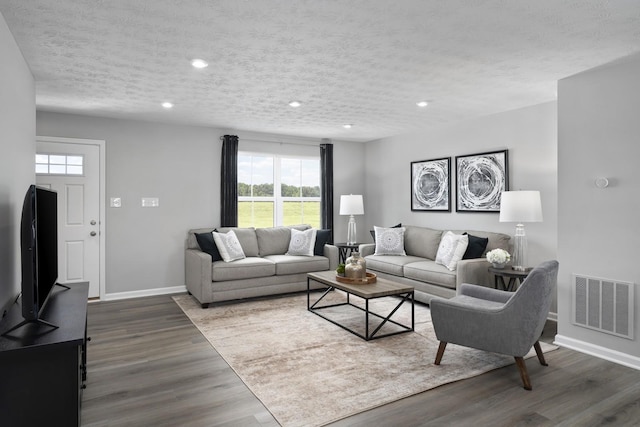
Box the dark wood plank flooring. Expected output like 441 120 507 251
82 294 640 426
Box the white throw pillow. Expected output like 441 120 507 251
435 231 469 271
286 228 317 256
212 230 246 262
374 226 406 256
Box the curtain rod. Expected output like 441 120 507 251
220 136 330 147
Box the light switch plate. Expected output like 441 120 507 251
110 197 122 208
141 197 159 207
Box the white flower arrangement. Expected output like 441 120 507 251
486 248 511 264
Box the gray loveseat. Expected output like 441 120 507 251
185 225 339 307
359 225 511 304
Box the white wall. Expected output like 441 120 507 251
36 113 365 296
36 112 220 295
557 53 640 366
364 101 558 311
0 12 35 313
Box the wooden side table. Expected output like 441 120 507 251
334 242 361 264
488 267 531 291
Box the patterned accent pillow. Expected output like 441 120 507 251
286 228 317 256
369 223 402 242
435 231 469 271
212 230 246 262
374 226 406 256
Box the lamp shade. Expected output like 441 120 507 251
499 191 543 223
339 194 364 215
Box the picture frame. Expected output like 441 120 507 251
455 149 508 212
411 157 451 212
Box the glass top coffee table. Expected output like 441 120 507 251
307 271 414 341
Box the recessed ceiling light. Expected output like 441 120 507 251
191 59 208 69
343 124 353 129
416 101 429 107
161 102 173 109
288 101 302 108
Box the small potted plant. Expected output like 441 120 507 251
486 248 510 269
336 263 346 277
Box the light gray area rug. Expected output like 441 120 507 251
173 292 556 427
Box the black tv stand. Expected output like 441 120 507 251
1 316 59 336
0 282 89 426
1 283 72 336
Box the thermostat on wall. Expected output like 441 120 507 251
141 197 159 207
595 177 609 188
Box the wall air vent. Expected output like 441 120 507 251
572 274 634 340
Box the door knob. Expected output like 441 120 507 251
90 231 97 236
90 220 97 225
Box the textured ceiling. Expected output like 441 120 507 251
2 0 640 142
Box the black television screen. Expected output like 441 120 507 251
20 185 58 320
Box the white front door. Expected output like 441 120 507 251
36 139 102 298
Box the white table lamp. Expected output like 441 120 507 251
339 194 364 245
499 191 543 271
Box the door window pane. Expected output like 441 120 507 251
49 164 66 174
50 155 66 164
67 156 83 166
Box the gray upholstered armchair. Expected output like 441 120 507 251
430 260 559 390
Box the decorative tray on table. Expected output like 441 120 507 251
335 272 377 284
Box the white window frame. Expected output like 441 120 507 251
238 151 320 227
35 153 85 176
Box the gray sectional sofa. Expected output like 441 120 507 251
359 225 511 304
185 225 339 307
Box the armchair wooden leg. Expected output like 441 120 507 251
533 341 548 366
515 357 532 390
435 341 447 365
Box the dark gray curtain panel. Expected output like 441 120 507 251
220 135 238 227
320 140 334 243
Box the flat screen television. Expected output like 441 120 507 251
20 185 59 322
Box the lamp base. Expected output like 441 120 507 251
511 223 527 271
346 215 357 245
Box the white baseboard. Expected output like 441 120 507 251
547 311 557 322
103 285 187 301
554 334 640 371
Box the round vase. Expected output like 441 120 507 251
492 262 505 269
345 252 367 280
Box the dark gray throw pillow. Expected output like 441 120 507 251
314 229 331 256
462 232 489 259
195 229 222 261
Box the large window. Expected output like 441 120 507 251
238 153 320 228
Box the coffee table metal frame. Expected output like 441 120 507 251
307 271 414 341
